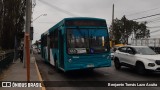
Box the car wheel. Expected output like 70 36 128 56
136 63 146 75
114 58 121 70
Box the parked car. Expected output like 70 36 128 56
114 45 160 74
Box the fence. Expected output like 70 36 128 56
0 50 16 73
131 38 160 54
131 38 160 47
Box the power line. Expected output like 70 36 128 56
148 26 160 29
150 29 160 33
143 16 160 23
127 7 160 16
39 0 78 17
32 14 47 22
138 16 160 24
143 16 160 22
147 20 160 24
132 13 160 20
147 19 160 23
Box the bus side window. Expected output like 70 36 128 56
44 35 47 47
50 32 54 48
53 29 58 48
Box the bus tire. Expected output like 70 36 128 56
54 60 57 68
54 55 60 72
54 57 58 69
87 68 94 71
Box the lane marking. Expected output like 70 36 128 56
35 61 46 90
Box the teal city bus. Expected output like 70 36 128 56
41 17 111 72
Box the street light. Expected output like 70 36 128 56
32 14 47 22
30 14 47 40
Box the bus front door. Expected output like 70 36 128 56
47 35 50 62
58 30 64 68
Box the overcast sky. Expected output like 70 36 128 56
32 0 160 43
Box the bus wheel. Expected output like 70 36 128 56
85 68 94 72
54 57 61 72
54 55 58 69
54 60 58 70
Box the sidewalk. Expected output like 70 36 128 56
0 55 42 90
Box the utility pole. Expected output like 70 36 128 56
123 16 128 44
111 4 115 47
24 0 32 81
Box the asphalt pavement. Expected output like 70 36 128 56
35 54 160 90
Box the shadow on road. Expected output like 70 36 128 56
117 66 160 78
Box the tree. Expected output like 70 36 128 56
0 0 26 50
0 0 3 49
135 22 150 39
109 15 150 44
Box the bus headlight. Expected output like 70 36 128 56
68 59 72 63
107 55 111 60
102 55 106 57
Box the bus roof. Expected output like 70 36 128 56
64 17 106 21
41 17 106 36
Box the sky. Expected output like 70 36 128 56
32 0 160 43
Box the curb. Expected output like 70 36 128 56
35 61 46 90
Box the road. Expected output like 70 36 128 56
35 54 160 90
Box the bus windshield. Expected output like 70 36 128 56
67 28 109 54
